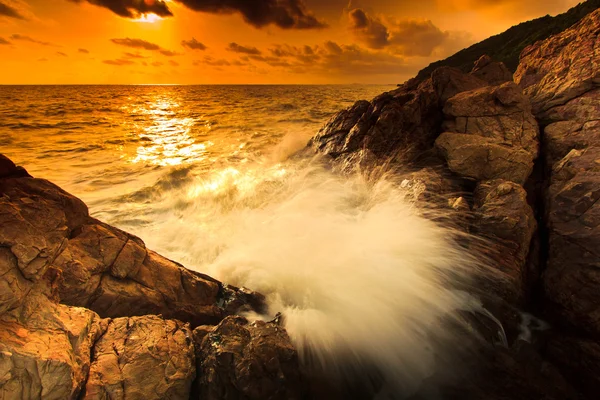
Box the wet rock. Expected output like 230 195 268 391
84 315 196 400
0 294 103 400
310 77 442 169
470 55 513 86
472 180 537 300
436 82 539 184
544 147 600 336
0 154 30 179
194 315 304 400
514 9 600 122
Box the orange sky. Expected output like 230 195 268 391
0 0 581 84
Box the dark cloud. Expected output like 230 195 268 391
151 61 163 67
103 58 135 66
245 41 409 76
67 0 172 19
111 37 160 50
181 38 207 51
123 52 146 59
168 60 179 66
348 8 389 49
0 1 25 19
175 0 326 29
347 8 451 57
78 48 90 53
9 34 55 47
110 38 180 56
0 37 9 45
56 51 68 57
69 0 325 29
227 42 261 55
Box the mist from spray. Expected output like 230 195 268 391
104 144 489 397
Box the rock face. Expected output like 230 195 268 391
0 156 301 400
84 316 196 399
470 55 514 86
194 316 305 400
436 82 539 184
514 9 600 396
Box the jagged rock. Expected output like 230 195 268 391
436 82 539 184
544 147 600 335
194 315 304 400
514 9 600 122
430 66 487 103
83 315 196 400
0 294 103 400
472 180 537 301
0 157 263 327
470 55 513 85
0 154 30 179
310 77 442 169
544 121 600 165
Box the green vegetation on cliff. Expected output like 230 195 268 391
414 0 600 81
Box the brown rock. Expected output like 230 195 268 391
194 315 304 400
431 66 487 103
514 9 600 121
472 179 537 300
83 315 196 400
436 82 539 184
470 55 514 86
0 294 103 400
544 146 600 336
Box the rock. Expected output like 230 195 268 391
0 294 103 400
431 66 487 103
514 9 600 122
544 147 600 336
310 77 442 169
435 133 535 184
194 315 304 400
545 335 600 399
0 154 30 179
0 157 263 327
544 120 600 166
83 315 196 400
472 180 537 301
436 82 539 184
470 55 514 85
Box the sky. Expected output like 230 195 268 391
0 0 582 84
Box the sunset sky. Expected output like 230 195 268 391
0 0 581 84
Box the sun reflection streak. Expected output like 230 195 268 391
125 95 210 167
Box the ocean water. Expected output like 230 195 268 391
0 85 491 396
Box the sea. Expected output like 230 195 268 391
0 84 490 396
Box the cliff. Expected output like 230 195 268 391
311 7 600 398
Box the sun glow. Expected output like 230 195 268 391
134 13 163 23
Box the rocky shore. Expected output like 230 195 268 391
1 7 599 400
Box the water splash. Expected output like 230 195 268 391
115 156 486 397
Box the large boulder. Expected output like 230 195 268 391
436 82 539 184
514 9 600 122
83 316 196 400
470 55 513 86
0 295 104 400
0 161 263 327
193 316 304 400
472 180 537 301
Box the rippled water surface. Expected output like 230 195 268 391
0 85 392 205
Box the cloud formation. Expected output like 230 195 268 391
9 34 56 47
56 51 68 57
103 58 135 66
0 37 9 45
68 0 172 19
0 1 25 19
227 42 262 55
181 38 207 51
78 48 89 53
69 0 325 29
110 37 179 56
347 8 466 57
